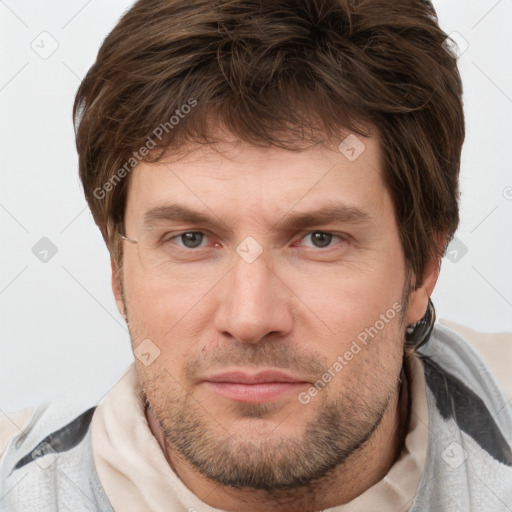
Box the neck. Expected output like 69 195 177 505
146 364 409 512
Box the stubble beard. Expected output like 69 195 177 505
136 362 394 493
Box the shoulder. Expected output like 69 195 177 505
0 402 105 512
438 318 512 402
418 319 512 471
0 406 34 459
0 400 96 475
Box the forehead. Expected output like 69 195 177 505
124 135 391 228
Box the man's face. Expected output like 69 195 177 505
118 133 411 490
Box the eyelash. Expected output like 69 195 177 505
162 230 348 252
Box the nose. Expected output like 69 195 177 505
214 247 294 344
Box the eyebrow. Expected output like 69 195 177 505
142 202 371 231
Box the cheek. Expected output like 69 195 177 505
122 253 201 335
281 255 405 338
289 258 406 389
321 316 405 410
123 268 212 380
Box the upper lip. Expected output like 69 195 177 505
202 369 308 384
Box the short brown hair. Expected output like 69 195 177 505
73 0 464 285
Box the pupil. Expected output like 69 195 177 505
312 232 332 248
182 232 203 248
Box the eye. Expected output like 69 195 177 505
166 231 209 250
158 230 346 253
295 231 346 249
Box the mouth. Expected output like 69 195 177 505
201 369 310 403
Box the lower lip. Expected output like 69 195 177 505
203 381 309 403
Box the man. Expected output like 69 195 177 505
1 0 511 510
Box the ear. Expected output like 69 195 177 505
111 259 127 320
405 233 446 325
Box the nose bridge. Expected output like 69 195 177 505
215 244 292 343
233 249 272 307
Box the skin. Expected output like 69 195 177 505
112 132 441 512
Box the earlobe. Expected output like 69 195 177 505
405 286 430 326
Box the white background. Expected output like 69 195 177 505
1 0 511 414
